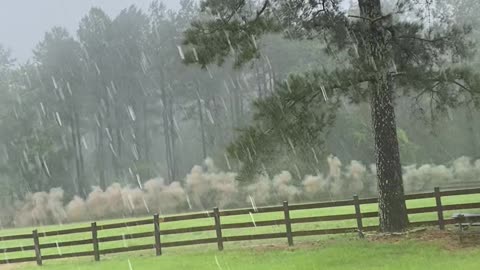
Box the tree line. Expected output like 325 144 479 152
1 0 480 232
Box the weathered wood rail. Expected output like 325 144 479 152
0 186 479 266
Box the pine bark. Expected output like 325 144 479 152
359 0 409 232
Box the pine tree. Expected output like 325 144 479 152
183 0 477 232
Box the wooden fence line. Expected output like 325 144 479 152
213 207 224 251
283 201 294 246
154 213 162 256
91 222 100 262
0 186 479 266
353 195 364 238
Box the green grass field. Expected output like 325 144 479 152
10 237 480 270
1 193 479 269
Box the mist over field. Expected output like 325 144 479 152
3 155 478 227
1 0 480 232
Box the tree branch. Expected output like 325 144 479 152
348 13 392 24
221 0 246 24
397 35 446 43
287 75 374 109
256 0 270 19
414 81 440 104
348 15 370 21
371 13 393 24
451 80 474 95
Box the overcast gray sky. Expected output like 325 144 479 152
0 0 180 63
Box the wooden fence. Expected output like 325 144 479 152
1 186 479 266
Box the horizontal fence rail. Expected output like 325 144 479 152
0 186 479 266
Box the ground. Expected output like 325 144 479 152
3 228 479 270
1 193 479 269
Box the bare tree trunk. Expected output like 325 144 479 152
168 93 177 181
112 100 124 166
263 55 273 93
196 86 208 160
231 74 242 128
359 0 409 232
228 79 237 132
115 124 122 161
96 113 106 190
74 110 85 196
70 118 82 196
254 60 263 98
132 102 142 161
106 98 119 179
266 55 276 93
205 97 216 147
143 97 150 162
261 59 268 95
210 97 223 147
160 74 174 183
466 105 478 158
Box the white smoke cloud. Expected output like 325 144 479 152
6 155 480 227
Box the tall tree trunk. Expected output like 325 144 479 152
160 80 173 183
142 97 151 179
74 110 85 196
211 97 223 147
254 60 263 98
132 102 142 161
237 76 244 122
143 97 150 162
70 119 82 196
359 0 409 232
205 97 216 147
370 75 408 232
168 92 177 181
231 74 242 127
228 79 237 135
196 87 208 160
97 113 106 190
466 105 478 158
106 98 119 178
267 56 276 93
114 106 123 178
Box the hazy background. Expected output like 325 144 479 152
0 0 479 227
0 0 180 62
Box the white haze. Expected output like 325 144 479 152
0 0 180 63
2 155 479 228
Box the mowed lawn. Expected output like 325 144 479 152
1 193 479 269
11 238 480 270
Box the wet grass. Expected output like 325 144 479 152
11 236 480 270
0 193 479 265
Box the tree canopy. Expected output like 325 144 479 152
183 0 480 232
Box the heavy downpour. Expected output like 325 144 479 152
0 0 480 269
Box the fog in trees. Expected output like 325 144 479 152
1 0 480 231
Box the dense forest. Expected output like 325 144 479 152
1 0 480 229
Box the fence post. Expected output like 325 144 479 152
353 195 364 238
213 207 224 251
91 222 100 261
434 187 445 230
32 229 42 266
283 201 294 246
154 214 162 256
